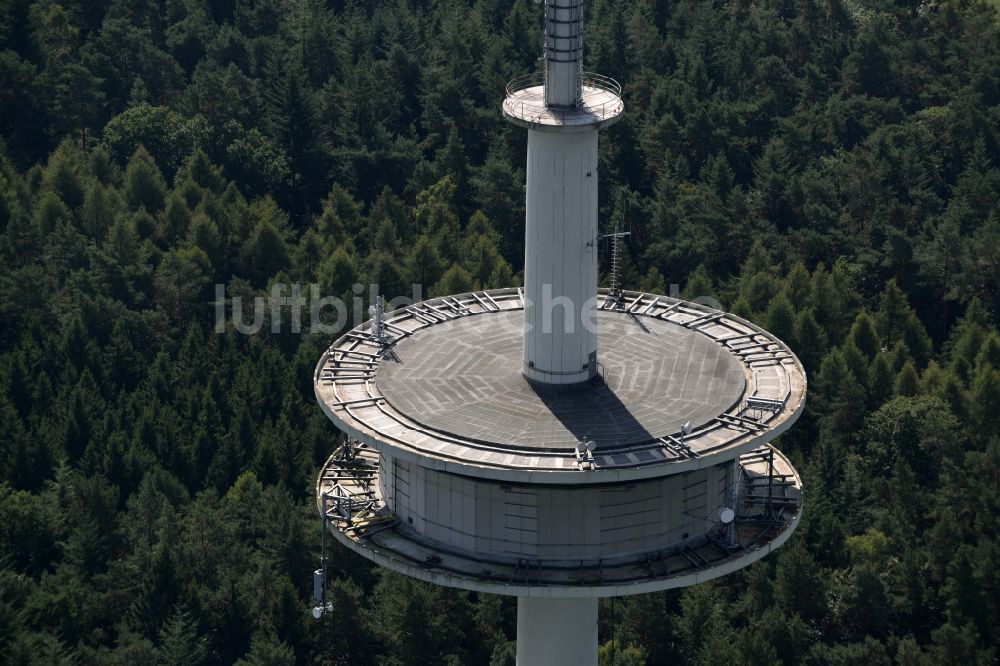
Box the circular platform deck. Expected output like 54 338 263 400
314 289 807 483
503 73 624 131
377 310 745 451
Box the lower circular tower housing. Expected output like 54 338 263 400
315 289 805 665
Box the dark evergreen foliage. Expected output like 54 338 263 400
1 0 999 663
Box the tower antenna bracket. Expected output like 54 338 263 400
368 295 392 348
599 192 632 311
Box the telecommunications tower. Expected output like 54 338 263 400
314 2 806 664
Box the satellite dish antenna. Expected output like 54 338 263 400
681 421 694 436
585 440 596 454
719 507 735 524
575 441 586 456
312 601 333 620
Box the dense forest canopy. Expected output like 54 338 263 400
0 0 998 664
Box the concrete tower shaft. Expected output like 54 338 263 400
518 598 597 666
523 128 599 385
505 0 623 386
544 0 585 107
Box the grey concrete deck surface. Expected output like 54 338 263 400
377 310 745 451
314 289 806 480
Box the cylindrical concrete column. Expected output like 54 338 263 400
522 127 598 386
517 596 598 666
544 0 583 107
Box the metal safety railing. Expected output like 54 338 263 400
504 71 623 123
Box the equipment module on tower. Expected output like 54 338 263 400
313 2 806 665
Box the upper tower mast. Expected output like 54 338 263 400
543 0 585 107
503 0 624 386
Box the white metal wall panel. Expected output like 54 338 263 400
460 477 476 551
399 465 729 561
412 463 425 533
504 488 539 557
537 488 565 558
682 471 709 542
379 454 394 507
392 458 412 530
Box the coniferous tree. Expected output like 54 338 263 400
264 52 325 221
124 146 167 213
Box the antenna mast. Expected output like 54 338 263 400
368 295 390 348
601 193 631 311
